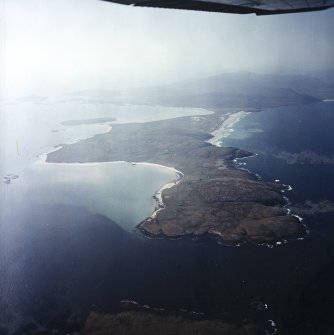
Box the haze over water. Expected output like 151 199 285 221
1 100 211 230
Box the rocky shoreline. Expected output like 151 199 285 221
138 159 303 245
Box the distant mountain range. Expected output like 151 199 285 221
70 71 334 109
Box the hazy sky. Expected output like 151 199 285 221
1 0 334 97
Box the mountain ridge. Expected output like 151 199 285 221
69 71 334 109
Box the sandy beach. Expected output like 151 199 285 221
150 169 184 219
208 111 249 147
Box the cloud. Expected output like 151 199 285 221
2 0 334 97
273 150 334 165
292 200 334 216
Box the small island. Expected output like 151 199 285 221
47 107 305 245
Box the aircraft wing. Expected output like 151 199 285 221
101 0 334 15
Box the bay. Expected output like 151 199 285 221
1 100 211 230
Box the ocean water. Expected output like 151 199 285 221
222 102 334 333
223 102 334 204
0 100 210 333
1 101 334 334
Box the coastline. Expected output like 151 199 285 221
149 169 184 219
146 168 184 220
135 111 304 245
224 110 306 229
37 122 186 229
207 110 250 147
36 123 113 165
39 154 183 228
145 109 245 222
136 110 249 240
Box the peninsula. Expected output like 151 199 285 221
47 107 304 245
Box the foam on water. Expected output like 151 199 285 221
207 111 250 147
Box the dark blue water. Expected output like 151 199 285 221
2 102 334 335
2 205 331 335
224 102 334 203
223 102 334 333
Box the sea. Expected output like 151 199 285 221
1 99 334 334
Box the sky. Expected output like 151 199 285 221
1 0 334 97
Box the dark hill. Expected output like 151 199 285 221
70 71 334 109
